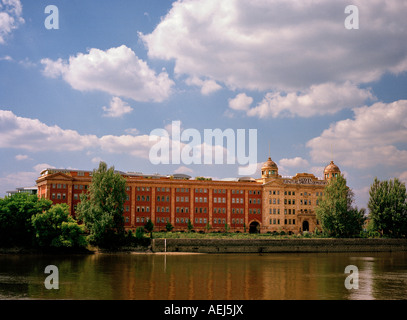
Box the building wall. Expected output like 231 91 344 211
36 169 329 234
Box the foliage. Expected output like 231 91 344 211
316 174 366 238
195 177 212 181
76 162 127 247
187 219 194 232
165 221 174 232
0 193 52 247
368 177 407 238
31 204 87 248
144 219 154 238
135 226 145 239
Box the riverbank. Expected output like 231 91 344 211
2 238 407 254
151 238 407 253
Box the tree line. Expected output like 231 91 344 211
1 162 406 251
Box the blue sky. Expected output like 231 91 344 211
1 0 406 210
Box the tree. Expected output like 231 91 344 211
145 219 154 238
368 178 407 238
31 204 87 248
0 193 52 247
187 219 194 232
76 162 127 247
316 174 365 238
166 221 174 232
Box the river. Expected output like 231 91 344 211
0 252 406 300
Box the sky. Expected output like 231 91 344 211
0 0 406 210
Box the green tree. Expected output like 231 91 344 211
166 221 174 232
31 204 87 248
0 193 52 247
76 162 127 247
316 174 366 238
368 177 407 238
145 219 154 238
187 219 194 232
135 226 145 239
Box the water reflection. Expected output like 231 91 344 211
0 252 406 300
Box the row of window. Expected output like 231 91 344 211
52 193 66 200
268 190 324 197
269 208 293 215
131 216 249 226
268 198 316 205
269 219 296 225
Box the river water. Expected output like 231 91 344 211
0 252 406 300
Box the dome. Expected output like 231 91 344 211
261 157 278 179
262 157 278 169
324 160 341 180
324 160 340 173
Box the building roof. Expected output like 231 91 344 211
324 160 340 173
262 157 278 169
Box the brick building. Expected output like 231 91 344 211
35 157 341 234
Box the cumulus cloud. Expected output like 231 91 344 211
41 45 174 103
0 111 231 166
279 157 309 169
0 0 24 44
185 76 222 95
277 157 310 176
247 82 375 118
102 97 133 118
0 109 155 158
306 100 407 169
15 154 29 161
228 93 253 111
140 0 407 93
0 110 98 152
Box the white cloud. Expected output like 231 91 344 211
279 157 309 169
228 93 253 111
91 157 104 164
185 76 222 95
174 166 194 174
247 82 375 118
0 0 24 44
141 0 407 93
125 128 140 135
307 100 407 169
0 163 55 196
399 171 407 184
0 109 155 158
15 154 29 161
41 45 174 102
0 55 12 61
277 157 310 176
102 97 133 118
33 163 55 173
0 110 98 152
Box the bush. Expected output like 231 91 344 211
31 204 87 248
0 193 52 247
135 227 145 239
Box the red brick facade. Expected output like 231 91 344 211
36 159 341 234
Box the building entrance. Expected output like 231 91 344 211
249 221 260 234
302 221 309 232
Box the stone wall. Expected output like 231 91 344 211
151 238 407 253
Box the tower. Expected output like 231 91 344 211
324 160 341 180
261 157 279 181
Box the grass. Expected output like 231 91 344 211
149 231 328 240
